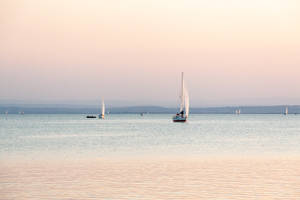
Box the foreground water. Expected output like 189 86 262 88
1 114 300 199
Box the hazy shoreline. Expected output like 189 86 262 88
1 105 300 114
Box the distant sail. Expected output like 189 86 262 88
285 107 288 115
102 100 105 116
99 100 105 119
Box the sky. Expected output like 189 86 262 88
1 0 300 106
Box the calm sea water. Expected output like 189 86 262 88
1 114 300 200
1 114 300 159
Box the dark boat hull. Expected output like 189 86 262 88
86 116 96 118
173 119 186 122
172 115 187 123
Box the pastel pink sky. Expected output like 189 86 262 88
1 0 300 106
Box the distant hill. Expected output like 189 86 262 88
1 104 300 114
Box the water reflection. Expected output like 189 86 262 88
1 158 300 199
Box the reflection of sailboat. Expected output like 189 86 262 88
173 72 189 122
284 106 288 115
99 100 105 119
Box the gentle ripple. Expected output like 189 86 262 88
1 114 300 199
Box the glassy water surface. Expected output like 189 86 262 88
1 114 300 158
1 114 300 199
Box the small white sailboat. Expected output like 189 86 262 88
173 72 189 122
99 100 105 119
235 109 241 115
284 106 288 115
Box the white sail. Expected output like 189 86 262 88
102 100 105 116
285 107 288 115
184 82 189 117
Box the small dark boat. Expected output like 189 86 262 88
86 115 96 118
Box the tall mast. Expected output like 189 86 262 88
180 72 184 112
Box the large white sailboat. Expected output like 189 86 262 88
173 72 189 122
99 100 105 119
